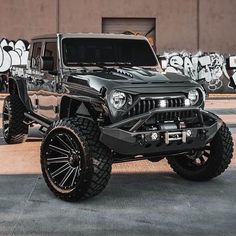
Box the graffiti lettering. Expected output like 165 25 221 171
161 51 236 92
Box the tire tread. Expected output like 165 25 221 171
3 95 28 144
167 122 234 181
41 117 112 201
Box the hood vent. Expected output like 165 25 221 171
115 68 133 78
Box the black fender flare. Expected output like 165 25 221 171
59 95 108 120
8 76 32 111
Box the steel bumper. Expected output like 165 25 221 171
100 107 223 156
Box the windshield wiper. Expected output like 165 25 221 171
66 62 107 70
65 62 134 73
66 61 132 66
114 62 132 66
65 62 102 73
97 62 133 67
66 62 94 67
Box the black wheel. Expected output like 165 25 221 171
40 117 112 201
167 123 234 181
2 95 28 144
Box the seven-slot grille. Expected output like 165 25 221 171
127 96 185 117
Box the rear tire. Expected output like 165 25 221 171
167 123 233 181
2 95 28 144
40 117 112 201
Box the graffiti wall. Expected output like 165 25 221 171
0 38 30 92
0 38 29 72
0 36 235 94
159 52 236 93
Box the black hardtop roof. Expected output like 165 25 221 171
31 33 147 41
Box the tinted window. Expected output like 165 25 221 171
31 42 42 69
44 42 57 70
62 38 157 66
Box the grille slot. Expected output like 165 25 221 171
155 110 195 122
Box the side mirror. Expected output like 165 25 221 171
158 55 168 70
40 56 54 71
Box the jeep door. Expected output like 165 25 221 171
37 40 58 120
26 40 43 113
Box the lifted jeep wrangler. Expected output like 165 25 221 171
2 33 234 201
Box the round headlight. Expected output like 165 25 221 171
188 89 199 105
110 91 126 109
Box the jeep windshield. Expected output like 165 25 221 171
62 38 158 67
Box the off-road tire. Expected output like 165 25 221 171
167 122 233 181
40 117 112 201
2 95 28 144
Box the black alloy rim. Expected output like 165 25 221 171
44 129 83 191
179 143 211 170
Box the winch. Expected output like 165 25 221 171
159 122 178 131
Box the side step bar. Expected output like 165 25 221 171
24 112 52 128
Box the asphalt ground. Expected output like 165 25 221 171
0 98 236 235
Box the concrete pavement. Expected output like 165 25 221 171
0 98 236 235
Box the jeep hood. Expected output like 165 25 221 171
66 67 200 95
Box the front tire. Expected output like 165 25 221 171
40 117 112 201
2 95 28 144
167 123 233 181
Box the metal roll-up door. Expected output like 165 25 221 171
102 18 156 48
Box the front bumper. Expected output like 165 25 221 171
100 107 223 156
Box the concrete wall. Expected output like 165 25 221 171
0 0 57 40
0 0 235 53
200 0 236 53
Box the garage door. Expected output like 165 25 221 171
102 18 156 48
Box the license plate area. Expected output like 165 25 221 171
164 131 187 144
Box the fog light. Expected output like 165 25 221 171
159 99 167 108
184 98 191 107
186 130 192 137
151 132 159 141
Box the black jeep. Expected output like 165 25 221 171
2 33 234 201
